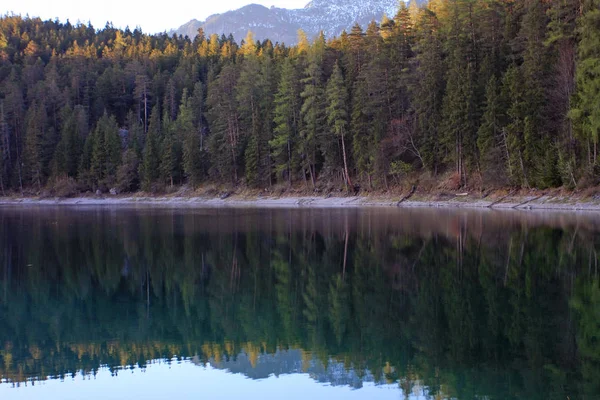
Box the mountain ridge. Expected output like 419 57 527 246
171 0 425 45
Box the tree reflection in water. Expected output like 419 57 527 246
0 206 598 399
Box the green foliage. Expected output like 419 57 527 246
300 50 326 187
87 113 122 188
141 105 161 191
23 101 46 189
179 89 203 187
412 9 445 175
270 58 300 185
477 75 508 186
325 62 349 182
0 207 598 398
571 2 600 171
116 148 140 192
0 0 595 193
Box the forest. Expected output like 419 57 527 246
0 0 599 196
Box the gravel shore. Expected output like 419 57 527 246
1 193 600 212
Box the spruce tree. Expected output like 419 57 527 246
270 58 301 186
571 0 600 170
160 109 177 187
141 105 161 191
103 114 122 186
53 105 84 178
477 75 508 185
237 48 262 186
206 64 241 182
180 90 203 187
412 8 446 175
326 62 352 189
299 38 326 188
23 101 45 190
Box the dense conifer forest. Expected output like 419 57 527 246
0 0 598 196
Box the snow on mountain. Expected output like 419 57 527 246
171 0 425 45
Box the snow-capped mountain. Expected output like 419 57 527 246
171 0 425 45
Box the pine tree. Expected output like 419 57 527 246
0 101 9 194
521 0 552 187
89 113 121 188
23 101 46 190
90 118 106 187
477 75 508 185
142 105 161 191
206 64 241 182
270 58 301 185
441 53 477 187
237 48 262 186
116 148 140 192
256 52 277 187
503 64 529 187
103 114 122 185
389 2 415 117
571 0 600 171
53 105 85 178
326 62 352 189
180 89 203 187
299 38 326 188
160 109 177 187
412 8 446 175
351 75 372 185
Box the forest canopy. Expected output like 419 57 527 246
0 0 598 196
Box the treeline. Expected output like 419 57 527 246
0 0 599 195
0 208 598 398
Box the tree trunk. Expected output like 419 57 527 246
309 163 316 188
341 130 352 190
144 91 148 133
287 139 292 187
519 150 529 188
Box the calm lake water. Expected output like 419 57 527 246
0 205 599 399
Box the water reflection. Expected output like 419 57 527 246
0 206 598 399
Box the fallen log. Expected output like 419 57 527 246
397 186 417 206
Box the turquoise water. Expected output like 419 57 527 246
0 206 598 399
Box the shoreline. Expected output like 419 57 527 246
2 193 600 212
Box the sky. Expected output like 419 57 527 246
1 0 310 34
0 362 409 400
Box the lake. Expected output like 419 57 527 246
0 205 598 399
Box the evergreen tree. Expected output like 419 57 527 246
53 105 85 178
206 64 241 182
117 148 140 192
160 109 178 187
23 101 46 190
180 89 203 187
237 48 263 186
270 58 301 186
0 6 599 195
326 62 352 189
441 53 477 186
571 0 600 171
503 64 529 186
299 38 326 188
412 8 446 175
477 75 508 185
520 0 552 187
90 113 121 188
142 105 161 191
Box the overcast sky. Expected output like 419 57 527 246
2 0 310 33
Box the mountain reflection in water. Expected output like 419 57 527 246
0 206 598 399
